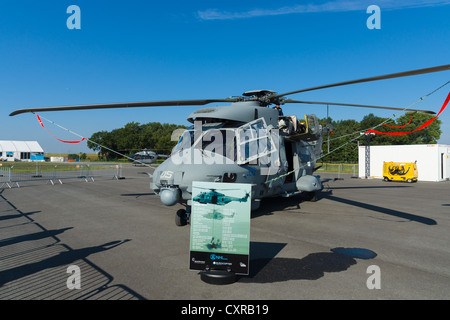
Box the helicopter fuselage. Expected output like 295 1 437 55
129 151 157 164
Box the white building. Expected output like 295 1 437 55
0 141 45 162
358 144 450 182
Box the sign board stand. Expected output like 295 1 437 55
200 269 236 285
189 181 252 285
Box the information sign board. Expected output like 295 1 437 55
189 181 251 275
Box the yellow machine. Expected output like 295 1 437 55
383 161 418 183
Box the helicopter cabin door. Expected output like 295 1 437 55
284 140 294 183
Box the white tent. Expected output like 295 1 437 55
0 141 44 162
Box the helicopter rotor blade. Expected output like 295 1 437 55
9 64 449 117
273 64 450 99
9 98 238 116
283 99 436 114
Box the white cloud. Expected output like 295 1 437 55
197 0 450 20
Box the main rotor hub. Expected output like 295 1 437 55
241 90 284 106
242 90 276 97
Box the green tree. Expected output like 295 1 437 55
87 122 187 160
320 118 360 162
360 112 441 145
392 112 441 144
87 130 118 159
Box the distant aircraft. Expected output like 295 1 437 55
129 150 168 165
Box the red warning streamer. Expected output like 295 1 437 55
366 91 450 136
383 113 414 129
37 114 87 144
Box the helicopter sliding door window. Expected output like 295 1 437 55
236 118 277 165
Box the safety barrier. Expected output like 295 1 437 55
0 163 123 188
0 166 11 186
315 163 359 179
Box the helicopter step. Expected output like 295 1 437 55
281 191 303 198
281 190 319 202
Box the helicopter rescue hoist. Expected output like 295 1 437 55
9 64 450 226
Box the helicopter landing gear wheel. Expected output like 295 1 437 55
175 209 188 226
304 191 318 202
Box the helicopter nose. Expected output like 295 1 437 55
160 187 181 206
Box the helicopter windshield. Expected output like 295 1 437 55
171 118 277 165
171 129 195 155
197 129 237 161
197 118 277 165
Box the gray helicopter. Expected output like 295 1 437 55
128 150 169 165
10 64 449 226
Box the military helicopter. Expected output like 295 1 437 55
9 64 450 226
193 187 250 206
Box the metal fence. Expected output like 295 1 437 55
315 163 359 179
0 163 123 188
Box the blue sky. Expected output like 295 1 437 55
1 0 450 154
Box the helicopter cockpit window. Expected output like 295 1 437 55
236 118 276 165
172 121 275 165
196 129 237 161
171 129 195 155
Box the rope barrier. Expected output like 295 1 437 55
34 113 154 168
33 80 450 184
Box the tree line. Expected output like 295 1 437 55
87 122 186 160
87 111 441 162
